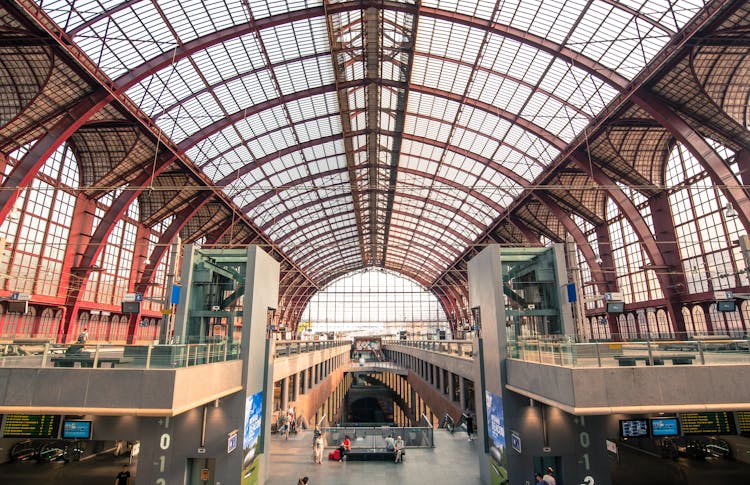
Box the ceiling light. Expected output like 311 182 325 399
725 203 738 219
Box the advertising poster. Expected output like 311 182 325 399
242 391 264 485
486 391 508 485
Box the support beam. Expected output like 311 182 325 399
568 149 686 334
634 90 750 231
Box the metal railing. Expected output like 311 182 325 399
508 336 750 368
274 340 351 358
382 339 474 358
0 341 241 369
322 425 434 448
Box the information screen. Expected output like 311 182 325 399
651 417 680 437
737 411 750 433
619 419 649 438
62 420 92 439
3 414 60 438
680 412 735 435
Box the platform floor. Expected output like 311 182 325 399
266 428 482 485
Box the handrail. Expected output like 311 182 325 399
383 339 475 359
0 341 242 370
274 339 351 358
506 336 750 368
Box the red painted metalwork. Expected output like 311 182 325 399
636 90 750 230
0 89 111 224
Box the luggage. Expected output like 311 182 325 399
328 449 341 461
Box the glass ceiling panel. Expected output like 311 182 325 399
33 0 710 286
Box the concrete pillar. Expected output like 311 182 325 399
459 376 466 408
448 372 455 402
280 377 289 412
436 366 442 391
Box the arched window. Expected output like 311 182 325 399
666 141 745 293
624 313 638 340
301 269 449 336
605 198 662 304
82 194 139 306
37 308 57 339
708 304 727 336
691 306 708 336
657 309 672 338
0 142 78 297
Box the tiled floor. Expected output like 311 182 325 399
266 429 482 485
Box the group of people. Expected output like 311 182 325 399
279 406 297 439
534 467 557 485
384 434 405 463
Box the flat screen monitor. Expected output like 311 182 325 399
651 417 680 437
607 302 624 313
619 419 649 438
717 300 736 312
62 420 92 439
121 301 141 314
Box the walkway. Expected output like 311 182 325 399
266 428 482 485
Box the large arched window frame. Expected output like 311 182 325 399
0 143 78 297
301 268 449 336
82 193 139 305
665 142 746 295
605 196 662 304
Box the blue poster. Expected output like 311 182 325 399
242 391 263 485
486 391 508 485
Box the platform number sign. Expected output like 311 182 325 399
155 416 171 485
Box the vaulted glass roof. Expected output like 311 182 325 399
35 0 707 285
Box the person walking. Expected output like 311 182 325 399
464 409 475 441
114 465 131 485
77 327 89 344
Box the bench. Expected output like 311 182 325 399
345 448 402 461
614 354 695 366
51 356 132 368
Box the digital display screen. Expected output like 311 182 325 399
619 419 648 438
607 302 624 313
3 414 60 438
651 417 680 437
737 411 750 433
717 300 736 312
680 412 735 435
62 420 92 439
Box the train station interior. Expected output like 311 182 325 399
1 0 750 484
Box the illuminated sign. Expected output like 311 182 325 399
3 414 60 438
680 412 735 435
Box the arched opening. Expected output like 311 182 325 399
301 268 449 338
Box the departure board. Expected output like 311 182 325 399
2 414 60 438
680 412 735 435
737 411 750 433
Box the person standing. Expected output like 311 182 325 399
394 435 405 463
534 472 546 485
464 409 475 441
542 466 557 485
77 328 89 344
114 465 131 485
313 434 324 464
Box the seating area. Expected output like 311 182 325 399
614 354 696 366
345 449 402 462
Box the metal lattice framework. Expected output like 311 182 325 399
0 0 748 334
